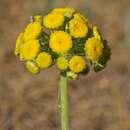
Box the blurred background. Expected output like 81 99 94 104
0 0 130 130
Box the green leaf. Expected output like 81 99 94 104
92 40 111 72
49 51 59 59
80 67 89 76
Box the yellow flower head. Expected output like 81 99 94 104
53 7 75 18
74 13 87 23
85 37 103 61
49 31 72 53
43 12 64 29
15 32 24 56
20 39 40 60
57 57 68 70
69 18 88 38
93 26 101 40
24 22 42 40
36 52 52 69
26 61 39 74
69 56 86 73
74 13 92 28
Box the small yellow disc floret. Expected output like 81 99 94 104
43 12 64 29
36 52 52 69
24 22 42 40
85 37 103 61
53 7 75 18
69 18 88 38
49 31 72 53
20 39 40 60
69 56 86 73
57 57 68 70
26 61 39 74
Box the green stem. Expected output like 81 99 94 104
59 73 69 130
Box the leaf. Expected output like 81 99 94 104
80 67 89 76
49 51 59 59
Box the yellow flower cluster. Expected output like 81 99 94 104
15 16 52 74
15 7 110 78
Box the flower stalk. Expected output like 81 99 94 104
60 73 69 130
